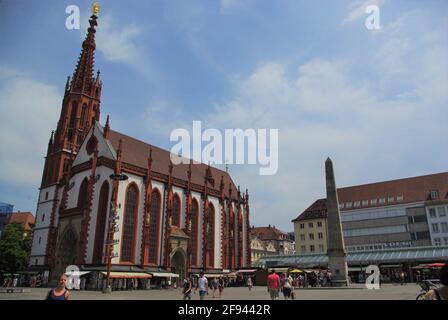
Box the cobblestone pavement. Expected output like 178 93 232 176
0 283 421 300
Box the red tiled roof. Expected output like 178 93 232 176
337 172 448 208
108 130 239 200
8 212 35 231
292 172 448 222
292 199 327 222
250 226 288 240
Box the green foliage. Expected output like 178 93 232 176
0 223 32 274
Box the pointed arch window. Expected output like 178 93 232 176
207 203 215 268
78 178 89 209
68 101 78 142
121 184 139 262
190 199 199 266
93 181 109 264
80 103 88 128
171 194 181 227
148 189 161 264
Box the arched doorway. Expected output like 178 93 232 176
53 227 78 282
171 249 186 286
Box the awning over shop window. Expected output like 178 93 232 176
348 267 364 272
64 271 91 277
236 269 257 273
203 273 227 278
149 272 179 278
379 265 402 268
101 272 152 279
268 267 289 273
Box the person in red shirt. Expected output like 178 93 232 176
267 269 280 300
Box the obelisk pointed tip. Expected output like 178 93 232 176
326 157 332 163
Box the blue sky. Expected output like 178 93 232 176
0 0 447 232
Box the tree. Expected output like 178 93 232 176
0 223 31 274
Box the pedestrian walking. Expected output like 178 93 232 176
267 269 280 300
195 271 209 300
182 278 193 300
247 276 253 291
211 278 218 298
218 276 225 298
282 275 292 300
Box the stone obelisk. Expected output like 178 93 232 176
325 157 348 286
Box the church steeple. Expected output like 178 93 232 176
41 9 102 187
69 14 99 95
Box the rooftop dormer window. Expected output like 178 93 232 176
430 190 439 200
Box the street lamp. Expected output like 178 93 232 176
103 172 128 294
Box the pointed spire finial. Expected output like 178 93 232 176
117 139 122 157
147 147 153 169
103 115 110 139
220 175 224 191
169 159 173 176
188 161 192 180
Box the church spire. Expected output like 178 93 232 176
70 13 98 94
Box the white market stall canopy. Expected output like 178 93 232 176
100 272 152 279
149 272 179 278
64 271 91 277
236 269 258 273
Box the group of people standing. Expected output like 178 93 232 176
267 269 295 300
182 272 226 300
296 270 333 288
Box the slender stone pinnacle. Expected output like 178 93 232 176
325 158 348 286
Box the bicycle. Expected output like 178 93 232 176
416 279 441 300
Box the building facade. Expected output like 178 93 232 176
29 13 251 283
8 212 35 234
426 204 448 246
293 172 448 253
292 199 328 254
250 225 295 255
250 235 277 267
0 202 14 238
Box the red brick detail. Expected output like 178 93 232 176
76 147 98 264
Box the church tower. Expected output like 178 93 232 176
41 14 102 187
30 12 102 273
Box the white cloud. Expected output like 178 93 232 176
80 12 146 69
96 15 143 64
199 13 448 230
0 68 61 187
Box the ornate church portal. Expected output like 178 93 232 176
53 226 78 282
